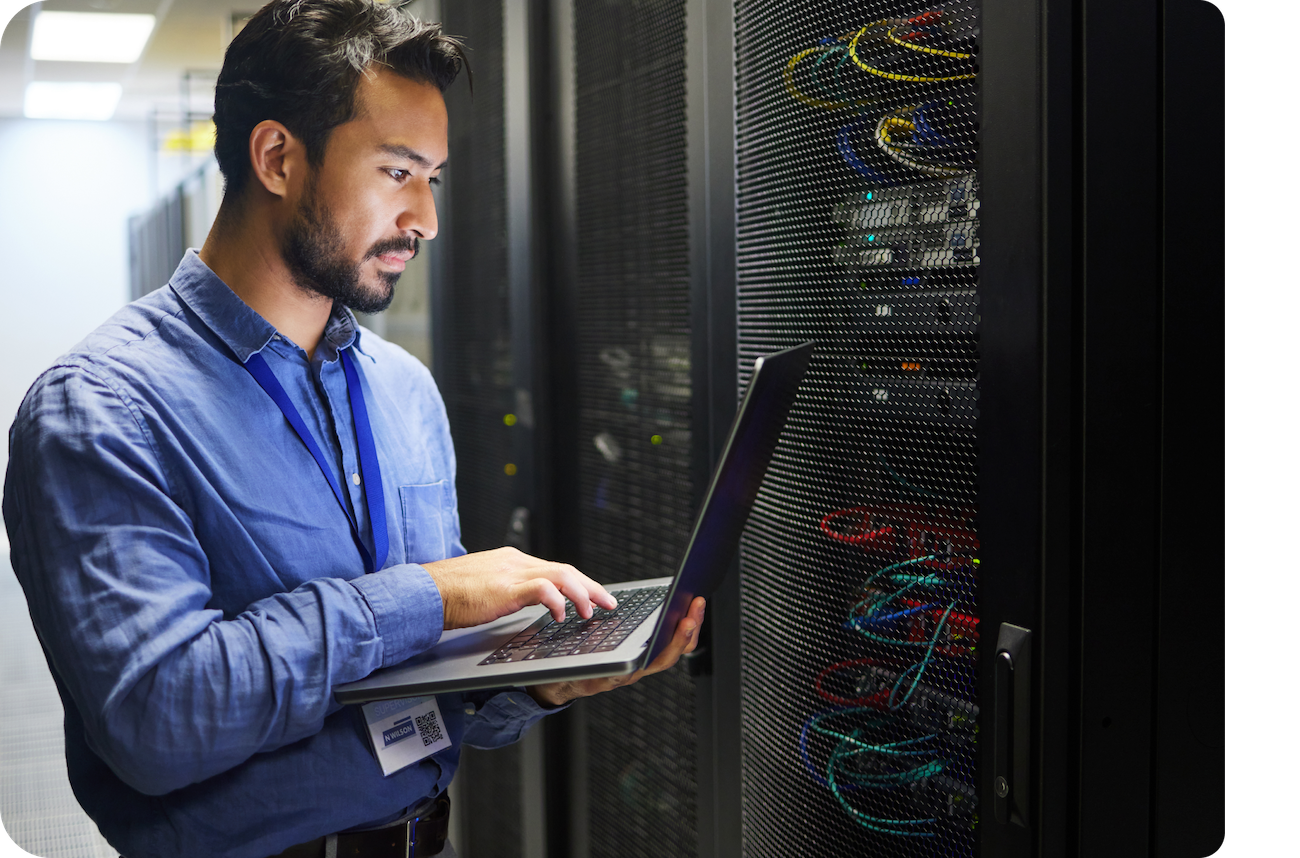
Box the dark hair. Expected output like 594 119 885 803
213 0 467 198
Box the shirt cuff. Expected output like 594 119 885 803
464 688 569 748
350 563 444 667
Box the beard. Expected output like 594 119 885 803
280 175 418 315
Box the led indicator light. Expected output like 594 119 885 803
503 413 517 426
504 463 518 476
651 435 663 445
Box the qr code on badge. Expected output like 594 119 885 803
416 711 444 747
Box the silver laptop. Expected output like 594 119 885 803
334 341 815 704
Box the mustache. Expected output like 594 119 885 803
365 236 419 260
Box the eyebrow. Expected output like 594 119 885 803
378 143 444 170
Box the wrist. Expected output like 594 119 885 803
526 683 570 709
422 562 458 629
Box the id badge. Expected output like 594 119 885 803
361 695 451 776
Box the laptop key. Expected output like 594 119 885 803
477 585 670 665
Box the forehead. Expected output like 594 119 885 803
330 67 449 163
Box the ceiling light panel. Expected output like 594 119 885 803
30 12 157 64
24 82 124 121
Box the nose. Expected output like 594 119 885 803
398 180 438 240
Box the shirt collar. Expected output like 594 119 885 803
168 249 364 364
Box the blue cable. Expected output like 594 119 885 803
837 120 895 185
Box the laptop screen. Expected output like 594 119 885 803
642 341 814 664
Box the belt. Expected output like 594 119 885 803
269 794 449 858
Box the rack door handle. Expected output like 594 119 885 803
994 623 1032 827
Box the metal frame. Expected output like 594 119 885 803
684 1 740 856
537 1 739 855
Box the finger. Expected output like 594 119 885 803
675 598 707 655
567 567 617 611
588 578 618 611
523 578 568 623
643 614 697 675
684 619 701 654
692 597 706 627
547 564 593 618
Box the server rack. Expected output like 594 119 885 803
436 1 738 855
431 1 1223 856
735 3 983 856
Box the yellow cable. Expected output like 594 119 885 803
886 25 974 60
783 23 892 111
879 116 915 143
848 27 977 84
874 110 970 178
784 46 854 111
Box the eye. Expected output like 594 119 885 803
386 168 410 181
429 175 442 188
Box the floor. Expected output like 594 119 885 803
0 550 118 858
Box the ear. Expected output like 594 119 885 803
246 120 306 199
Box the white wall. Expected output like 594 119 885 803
0 118 151 504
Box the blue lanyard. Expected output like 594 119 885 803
243 347 389 574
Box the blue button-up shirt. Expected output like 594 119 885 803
3 251 554 858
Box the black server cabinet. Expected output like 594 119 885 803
735 2 983 856
548 1 741 856
984 0 1225 854
436 0 739 855
733 1 1223 858
432 0 1222 856
552 2 702 856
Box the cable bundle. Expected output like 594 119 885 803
804 506 979 836
783 7 980 184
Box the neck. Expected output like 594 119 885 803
199 203 333 359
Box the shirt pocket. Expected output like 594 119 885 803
399 481 454 564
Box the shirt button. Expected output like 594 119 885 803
352 473 361 485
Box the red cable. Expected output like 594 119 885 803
819 507 893 547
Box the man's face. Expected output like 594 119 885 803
281 67 448 314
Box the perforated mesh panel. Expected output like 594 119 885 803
572 1 698 854
441 1 515 554
735 2 981 856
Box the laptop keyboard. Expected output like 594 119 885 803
478 585 669 665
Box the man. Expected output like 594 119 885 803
1 1 705 856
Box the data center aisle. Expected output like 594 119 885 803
0 551 118 858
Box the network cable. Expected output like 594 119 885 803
836 120 896 184
803 511 980 836
834 104 977 183
874 105 973 178
847 15 978 84
783 7 975 111
799 707 945 837
784 36 882 111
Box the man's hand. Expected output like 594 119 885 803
525 596 707 708
422 547 618 630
